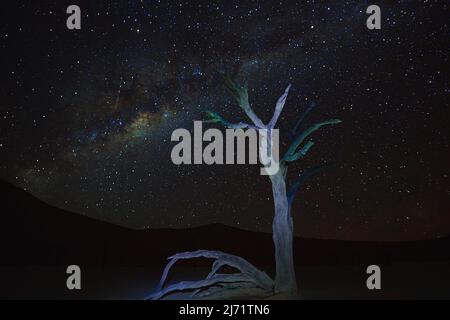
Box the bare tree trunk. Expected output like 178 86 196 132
270 171 297 294
151 80 340 300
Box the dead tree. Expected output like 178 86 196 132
149 76 342 299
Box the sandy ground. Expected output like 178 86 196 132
1 262 449 299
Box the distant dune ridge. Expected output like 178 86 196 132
0 179 449 267
0 179 449 299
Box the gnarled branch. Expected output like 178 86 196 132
221 74 265 128
287 163 337 208
149 249 274 300
284 141 314 162
268 84 292 128
204 111 254 129
150 274 255 300
290 101 316 138
283 119 342 162
192 282 273 299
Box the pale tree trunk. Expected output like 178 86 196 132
260 128 297 295
270 171 297 294
151 81 340 300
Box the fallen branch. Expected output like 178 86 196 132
149 250 274 300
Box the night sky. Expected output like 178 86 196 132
1 0 449 241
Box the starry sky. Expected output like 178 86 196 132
0 0 449 241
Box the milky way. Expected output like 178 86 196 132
1 0 449 240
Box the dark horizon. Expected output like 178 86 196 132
1 177 449 242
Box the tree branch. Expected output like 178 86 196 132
290 101 316 138
268 84 292 128
204 111 254 129
287 163 336 208
283 119 342 162
155 250 273 292
284 141 314 162
192 282 272 299
221 74 265 128
150 274 255 300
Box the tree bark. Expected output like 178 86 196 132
270 171 297 294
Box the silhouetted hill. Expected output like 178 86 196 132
0 179 449 268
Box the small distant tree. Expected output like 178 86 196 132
150 76 342 299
